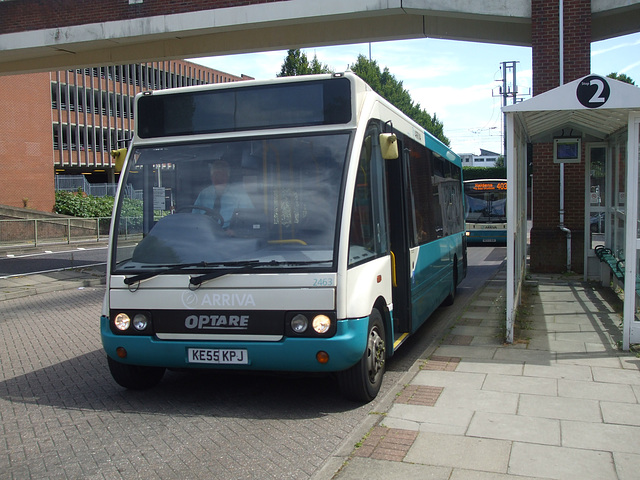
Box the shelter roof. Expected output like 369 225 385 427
503 75 640 141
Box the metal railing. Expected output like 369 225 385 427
0 216 112 248
55 176 142 200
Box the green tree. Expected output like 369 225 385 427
277 51 449 145
277 49 332 77
607 72 636 85
350 55 449 145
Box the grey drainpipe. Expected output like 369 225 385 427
558 0 571 271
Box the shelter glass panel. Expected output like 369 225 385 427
588 146 606 252
614 145 627 259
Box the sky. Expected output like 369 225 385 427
191 32 640 156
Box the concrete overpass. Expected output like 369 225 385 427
1 0 640 75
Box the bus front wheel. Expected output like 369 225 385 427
107 356 165 390
443 258 458 306
337 309 386 402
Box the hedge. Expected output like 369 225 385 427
54 191 143 218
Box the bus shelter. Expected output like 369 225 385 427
503 75 640 350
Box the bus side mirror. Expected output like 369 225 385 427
379 133 398 160
111 148 127 173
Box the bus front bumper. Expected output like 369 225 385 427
466 231 507 244
101 315 369 373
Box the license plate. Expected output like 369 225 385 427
482 239 497 243
187 348 248 365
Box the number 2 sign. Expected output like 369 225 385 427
576 75 611 108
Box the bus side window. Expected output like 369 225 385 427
349 127 388 265
431 157 445 238
349 149 374 255
407 145 444 244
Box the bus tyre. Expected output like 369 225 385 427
337 309 386 402
107 356 165 390
443 259 458 306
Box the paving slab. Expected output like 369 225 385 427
451 325 501 336
527 337 587 353
412 370 486 389
469 299 500 308
334 457 452 480
600 401 640 426
530 303 589 315
383 403 474 435
584 341 619 353
493 348 555 365
561 420 640 454
620 356 640 370
432 345 498 360
558 378 638 403
552 312 615 325
555 331 611 343
592 366 640 385
555 353 623 369
528 321 583 332
404 431 511 473
435 387 519 415
522 363 592 381
482 373 557 396
613 452 640 480
470 336 506 346
509 442 617 480
456 359 524 376
518 394 602 422
467 411 560 445
460 311 496 320
449 470 548 480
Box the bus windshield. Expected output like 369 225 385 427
113 133 350 273
464 181 507 223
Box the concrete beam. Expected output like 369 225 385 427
0 0 638 75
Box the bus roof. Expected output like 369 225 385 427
134 71 460 166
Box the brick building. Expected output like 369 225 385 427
0 60 250 212
530 0 591 273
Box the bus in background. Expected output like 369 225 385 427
102 72 466 402
464 179 507 244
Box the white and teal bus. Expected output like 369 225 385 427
464 179 508 244
102 72 466 402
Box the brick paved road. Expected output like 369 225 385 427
0 287 382 479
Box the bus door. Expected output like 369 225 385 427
386 142 412 337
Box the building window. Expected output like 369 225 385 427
51 83 58 109
53 124 60 150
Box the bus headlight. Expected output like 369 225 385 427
312 315 331 334
114 313 131 331
291 314 309 333
133 313 149 331
286 311 336 337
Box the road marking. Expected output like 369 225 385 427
0 246 107 259
0 262 106 279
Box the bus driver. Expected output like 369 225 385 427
193 159 253 229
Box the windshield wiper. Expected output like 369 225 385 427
188 260 261 286
123 262 209 285
188 260 331 287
